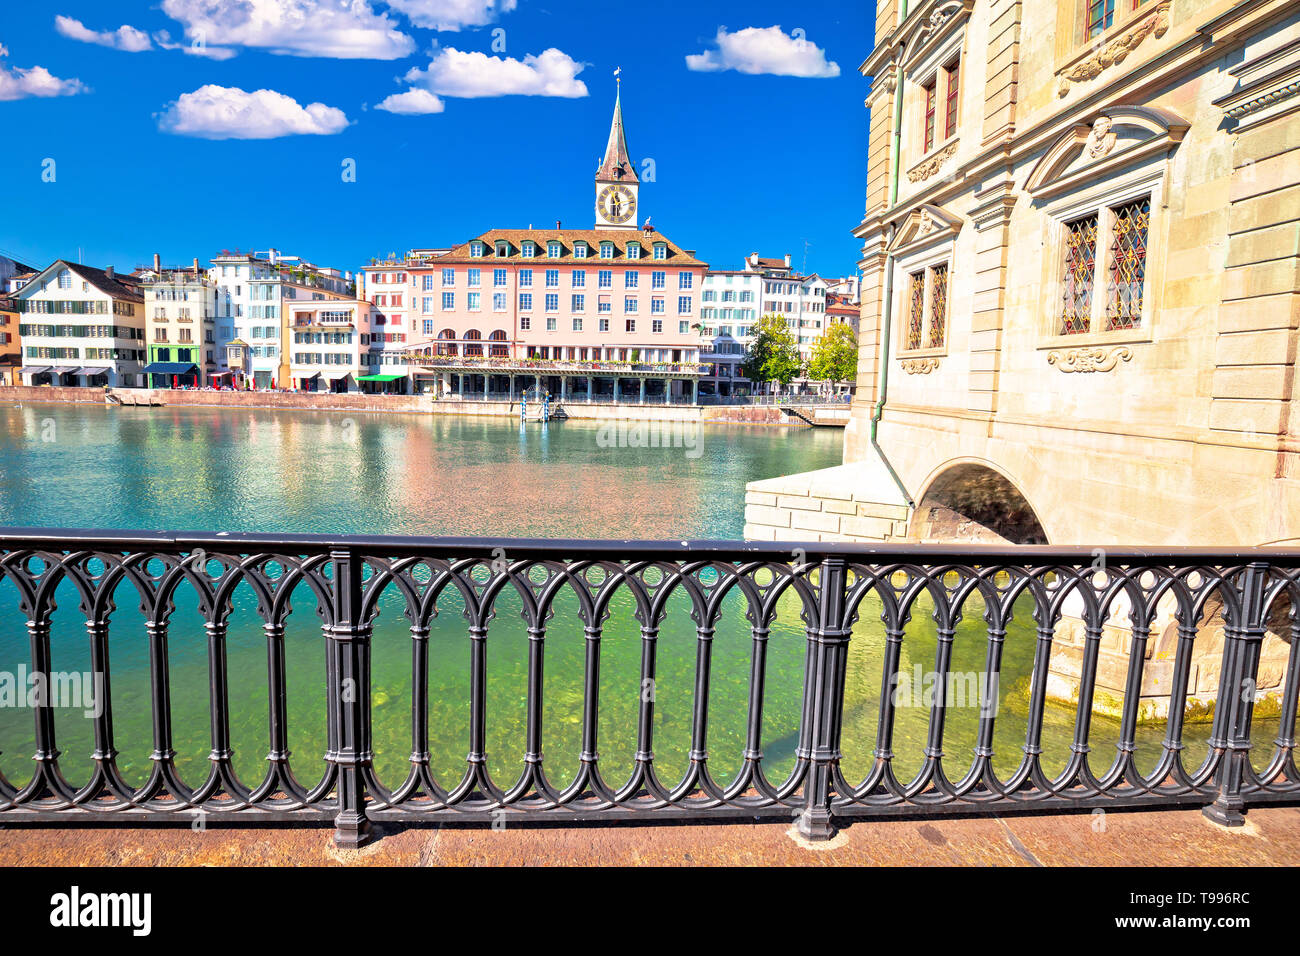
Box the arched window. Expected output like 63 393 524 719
437 329 458 356
464 329 483 357
488 329 508 358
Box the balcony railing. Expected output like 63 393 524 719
0 530 1297 846
404 355 704 375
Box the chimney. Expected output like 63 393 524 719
556 220 562 230
784 254 792 269
105 265 114 280
153 253 161 274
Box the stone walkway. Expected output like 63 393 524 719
1 806 1298 866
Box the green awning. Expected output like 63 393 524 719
355 373 405 382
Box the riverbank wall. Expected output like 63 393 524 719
1 386 810 426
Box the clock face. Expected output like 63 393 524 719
598 184 636 225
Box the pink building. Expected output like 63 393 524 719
365 88 709 404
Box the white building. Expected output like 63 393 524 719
209 249 353 389
699 269 762 397
12 261 146 387
698 253 836 397
287 299 377 392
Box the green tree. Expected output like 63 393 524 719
741 314 803 388
806 322 858 387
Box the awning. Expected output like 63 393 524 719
355 373 405 382
323 371 352 380
143 362 198 375
301 371 321 380
49 366 79 375
75 367 109 378
210 369 234 377
19 366 51 375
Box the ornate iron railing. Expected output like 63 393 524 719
0 530 1297 846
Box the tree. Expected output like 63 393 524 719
806 322 858 389
741 314 802 390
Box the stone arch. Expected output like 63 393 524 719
911 460 1049 544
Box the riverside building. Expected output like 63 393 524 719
12 261 146 387
139 256 218 387
744 0 1300 722
209 250 354 389
391 86 708 404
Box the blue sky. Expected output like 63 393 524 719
0 1 872 280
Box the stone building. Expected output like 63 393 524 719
745 0 1300 719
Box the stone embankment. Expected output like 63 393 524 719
0 386 851 427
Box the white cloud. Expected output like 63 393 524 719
158 85 349 138
376 88 445 114
159 0 415 59
686 25 840 78
384 0 517 31
152 30 238 60
403 47 587 98
0 47 87 101
55 15 153 52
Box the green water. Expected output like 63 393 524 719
0 404 1287 797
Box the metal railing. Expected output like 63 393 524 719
441 393 695 406
0 530 1297 846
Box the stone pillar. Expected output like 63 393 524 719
690 379 698 404
561 376 568 401
614 378 620 403
509 374 515 400
983 0 1022 146
638 378 646 404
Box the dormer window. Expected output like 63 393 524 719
600 242 614 259
548 242 562 258
470 242 485 258
522 242 536 258
495 241 510 257
627 243 641 260
653 243 667 260
574 243 589 259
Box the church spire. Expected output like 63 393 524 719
596 79 638 184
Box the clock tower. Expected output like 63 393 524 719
594 81 639 230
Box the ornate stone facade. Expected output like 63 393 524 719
745 0 1300 719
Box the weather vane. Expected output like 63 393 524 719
614 66 621 89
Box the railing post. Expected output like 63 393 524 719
1204 561 1269 827
797 556 850 841
328 548 374 848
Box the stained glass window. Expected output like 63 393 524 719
1061 214 1098 335
907 272 926 350
928 265 948 349
1106 197 1149 330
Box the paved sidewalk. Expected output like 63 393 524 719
2 806 1298 866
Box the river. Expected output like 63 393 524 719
0 404 1280 797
